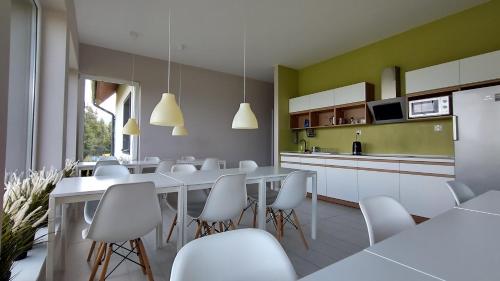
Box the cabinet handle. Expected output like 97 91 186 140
452 115 458 141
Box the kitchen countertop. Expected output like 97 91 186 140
281 151 454 162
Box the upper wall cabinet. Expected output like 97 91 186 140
289 95 310 113
460 50 500 85
309 90 335 110
405 61 460 94
334 82 369 105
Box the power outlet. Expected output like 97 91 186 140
434 124 443 132
356 129 362 135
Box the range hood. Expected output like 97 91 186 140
367 66 407 124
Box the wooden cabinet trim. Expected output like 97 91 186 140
399 170 455 178
399 160 454 166
357 167 400 174
324 164 357 170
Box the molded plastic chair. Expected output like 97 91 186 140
191 173 247 238
155 160 176 174
446 180 475 205
165 164 208 243
83 182 161 281
144 156 161 163
84 165 130 261
267 171 309 249
181 156 196 161
94 159 120 172
237 160 266 225
98 156 117 161
170 229 296 281
201 158 220 171
359 196 416 246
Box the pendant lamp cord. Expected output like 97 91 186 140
168 9 171 93
243 24 246 103
131 55 135 84
178 66 182 107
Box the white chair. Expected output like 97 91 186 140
190 173 246 238
201 158 220 171
237 160 265 225
359 196 416 246
94 159 120 172
83 182 161 281
267 171 309 249
181 156 196 161
98 156 117 161
144 156 161 163
155 160 176 174
446 180 475 205
165 164 208 243
170 229 296 281
84 165 130 261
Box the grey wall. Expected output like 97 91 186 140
1 0 11 218
79 44 274 167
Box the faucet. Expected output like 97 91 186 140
299 139 308 153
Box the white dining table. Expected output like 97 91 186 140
300 190 500 281
47 166 317 281
76 160 160 175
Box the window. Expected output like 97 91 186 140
6 0 38 173
122 94 131 154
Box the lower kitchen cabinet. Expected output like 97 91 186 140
400 174 456 218
303 164 327 196
326 167 358 202
358 170 400 201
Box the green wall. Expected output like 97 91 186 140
278 0 500 156
276 65 298 153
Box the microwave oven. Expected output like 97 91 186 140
408 96 450 118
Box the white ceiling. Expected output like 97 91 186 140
74 0 486 82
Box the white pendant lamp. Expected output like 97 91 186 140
173 67 188 136
150 10 184 127
123 118 140 135
232 26 258 129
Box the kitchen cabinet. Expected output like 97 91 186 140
303 164 327 196
460 50 500 85
334 82 367 105
289 96 309 113
399 174 455 218
308 90 335 109
326 167 358 202
405 61 460 94
357 170 400 201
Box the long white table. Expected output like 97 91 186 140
76 160 160 174
300 190 500 281
456 190 500 215
48 166 316 281
176 158 226 169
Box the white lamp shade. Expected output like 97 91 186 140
150 93 184 126
232 103 258 129
172 125 188 136
123 118 140 135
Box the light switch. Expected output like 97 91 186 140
434 124 443 132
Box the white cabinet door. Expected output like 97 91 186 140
400 174 455 218
326 167 358 202
460 50 500 85
289 96 309 113
302 164 327 196
281 162 301 170
357 170 399 201
333 82 366 105
308 90 335 110
405 61 460 94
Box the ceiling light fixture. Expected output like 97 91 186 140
232 24 258 129
150 9 184 127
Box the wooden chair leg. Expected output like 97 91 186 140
278 210 284 239
89 242 106 281
237 209 246 225
99 244 113 281
166 213 177 243
203 221 213 235
87 241 96 262
133 240 146 274
252 203 258 228
219 222 224 233
137 238 155 281
292 210 309 250
229 220 236 230
194 220 202 238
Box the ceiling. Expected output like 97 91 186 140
74 0 486 82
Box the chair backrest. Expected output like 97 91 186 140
86 182 162 243
170 229 296 281
271 171 308 210
201 158 220 171
98 156 117 161
155 160 176 174
94 160 120 171
359 196 416 246
446 180 475 205
94 165 130 177
171 164 197 173
199 174 246 222
144 156 161 163
181 156 196 161
239 160 258 169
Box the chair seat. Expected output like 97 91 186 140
248 187 279 206
166 193 207 218
84 200 99 225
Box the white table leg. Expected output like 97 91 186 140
311 172 317 240
46 197 56 281
155 195 163 249
177 186 187 251
258 178 267 229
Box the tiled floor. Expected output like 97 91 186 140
55 199 369 280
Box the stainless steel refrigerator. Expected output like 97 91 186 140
453 85 500 195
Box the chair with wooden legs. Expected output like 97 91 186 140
165 164 208 243
189 173 247 238
84 165 130 262
154 160 176 174
266 171 309 249
82 182 162 281
200 158 220 171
